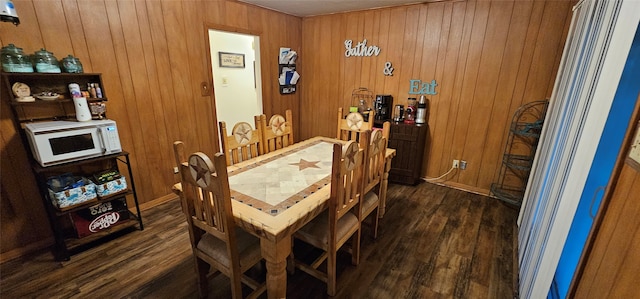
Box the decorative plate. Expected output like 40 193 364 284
12 82 30 98
35 92 60 101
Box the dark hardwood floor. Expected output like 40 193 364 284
0 182 518 298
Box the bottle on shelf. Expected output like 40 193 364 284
95 83 103 98
88 83 97 98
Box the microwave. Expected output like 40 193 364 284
24 120 122 167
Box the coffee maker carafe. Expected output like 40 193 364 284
374 95 393 122
393 105 404 122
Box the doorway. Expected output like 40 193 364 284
208 29 263 134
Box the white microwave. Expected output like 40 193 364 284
24 120 122 167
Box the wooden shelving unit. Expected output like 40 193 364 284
2 71 143 261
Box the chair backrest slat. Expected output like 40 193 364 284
361 129 387 194
330 141 364 221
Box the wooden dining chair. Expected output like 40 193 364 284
336 107 376 141
292 140 364 296
219 121 263 166
256 109 294 154
378 120 391 141
359 129 387 238
173 141 266 299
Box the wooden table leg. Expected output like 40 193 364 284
379 156 393 218
261 236 291 299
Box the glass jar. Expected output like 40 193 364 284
61 55 83 73
1 44 33 73
33 48 61 73
357 98 372 122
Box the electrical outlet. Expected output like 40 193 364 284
460 160 467 170
452 159 459 169
173 166 179 174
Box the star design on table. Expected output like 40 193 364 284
290 159 320 171
271 115 286 135
346 113 363 130
233 123 252 145
189 156 211 188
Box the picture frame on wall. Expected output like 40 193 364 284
219 52 245 68
626 120 640 172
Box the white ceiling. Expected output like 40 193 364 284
237 0 425 17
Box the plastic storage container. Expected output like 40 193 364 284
47 177 97 209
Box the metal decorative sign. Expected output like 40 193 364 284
383 62 394 76
408 79 438 95
344 39 381 57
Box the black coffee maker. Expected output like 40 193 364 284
374 95 393 123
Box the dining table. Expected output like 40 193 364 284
178 136 395 298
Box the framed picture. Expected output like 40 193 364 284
626 120 640 172
218 52 245 68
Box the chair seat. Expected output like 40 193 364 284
362 191 379 216
197 228 262 269
295 210 359 249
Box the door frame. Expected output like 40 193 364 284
203 23 263 152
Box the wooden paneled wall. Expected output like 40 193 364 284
0 0 300 259
299 0 573 193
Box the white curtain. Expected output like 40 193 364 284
516 0 639 298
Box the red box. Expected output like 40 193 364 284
70 199 130 238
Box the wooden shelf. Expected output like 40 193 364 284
10 97 107 106
33 151 130 173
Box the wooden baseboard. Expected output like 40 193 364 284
138 193 179 211
421 178 491 197
0 237 54 264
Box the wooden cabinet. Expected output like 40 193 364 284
387 122 428 185
1 71 142 261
